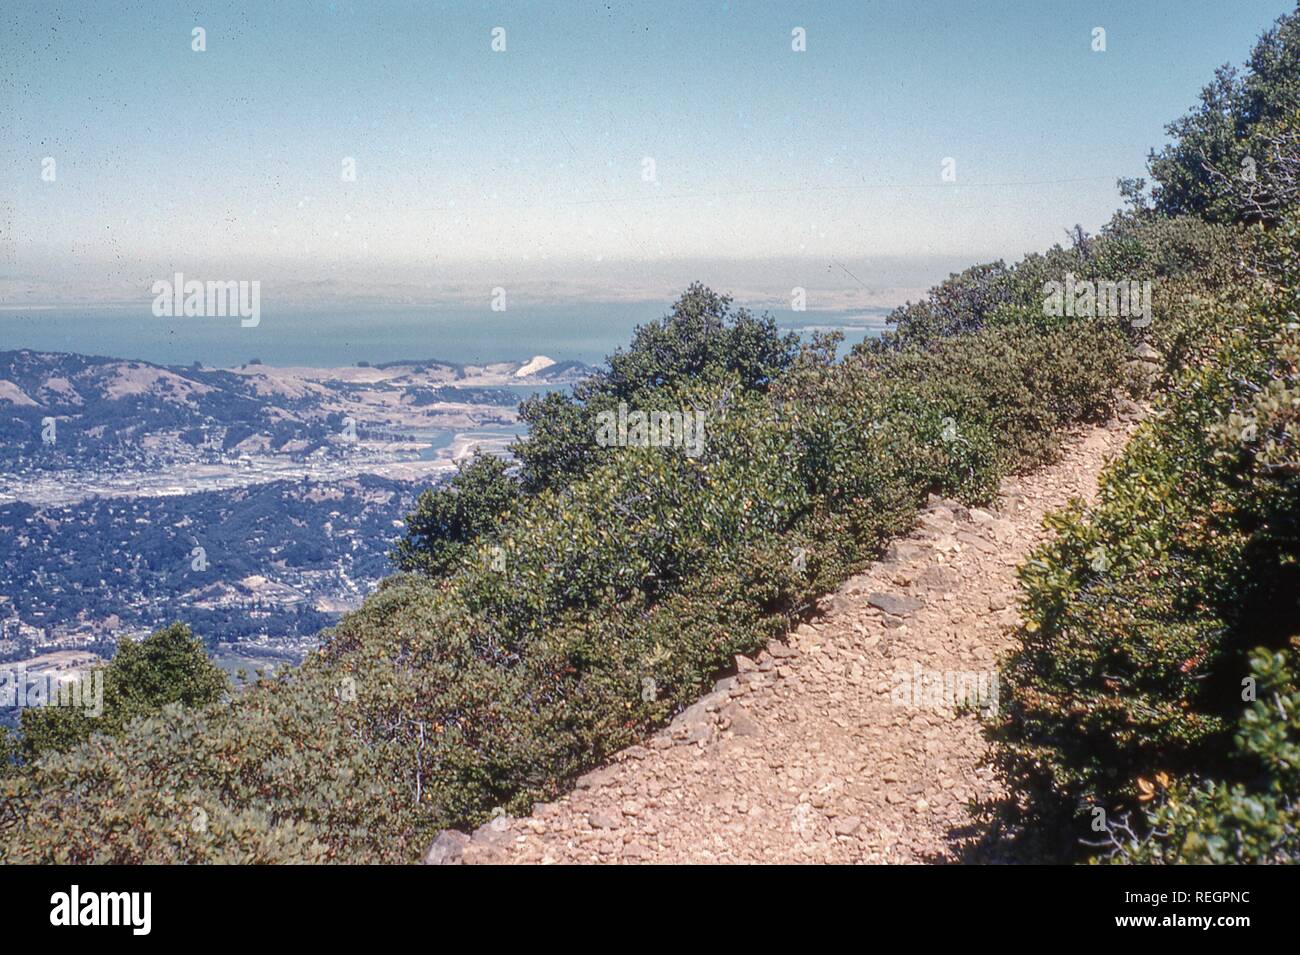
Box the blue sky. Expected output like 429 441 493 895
0 0 1293 310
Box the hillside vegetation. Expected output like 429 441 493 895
992 9 1300 863
1 7 1296 864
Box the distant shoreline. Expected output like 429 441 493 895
0 303 894 370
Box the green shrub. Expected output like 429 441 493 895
2 282 1141 861
1107 649 1300 864
512 282 800 493
18 623 228 761
390 452 519 578
991 214 1300 861
1 669 417 863
1147 7 1300 223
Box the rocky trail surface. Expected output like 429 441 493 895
427 413 1142 864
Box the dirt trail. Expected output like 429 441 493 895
434 414 1141 864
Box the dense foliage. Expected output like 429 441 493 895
990 10 1300 863
1 255 1149 860
391 453 519 577
2 6 1295 867
992 217 1299 862
513 283 801 493
16 623 229 761
1147 7 1299 223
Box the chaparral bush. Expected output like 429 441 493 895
989 10 1300 862
5 5 1294 869
1 267 1149 861
391 452 519 578
2 670 417 863
1147 7 1300 224
513 283 802 495
991 225 1298 860
16 623 228 762
1108 647 1300 864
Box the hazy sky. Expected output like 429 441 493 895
0 0 1292 309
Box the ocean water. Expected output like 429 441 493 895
0 303 891 368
